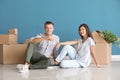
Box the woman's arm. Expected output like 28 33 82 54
55 40 78 50
90 46 101 68
60 40 78 45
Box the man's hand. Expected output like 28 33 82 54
55 43 61 50
32 38 43 44
47 36 54 41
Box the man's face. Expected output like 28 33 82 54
45 24 54 35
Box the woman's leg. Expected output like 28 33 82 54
60 60 81 68
55 45 76 63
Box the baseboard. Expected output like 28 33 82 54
112 55 120 61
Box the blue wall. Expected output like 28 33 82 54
0 0 120 55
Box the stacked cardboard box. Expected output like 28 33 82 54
0 34 17 44
0 44 28 64
8 28 18 35
0 28 18 44
0 28 28 64
91 31 112 65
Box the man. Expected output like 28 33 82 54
17 21 60 73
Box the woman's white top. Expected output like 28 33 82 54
76 37 95 68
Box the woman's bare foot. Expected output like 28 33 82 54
54 60 59 66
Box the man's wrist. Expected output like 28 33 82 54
45 37 50 40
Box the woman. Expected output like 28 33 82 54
55 24 101 68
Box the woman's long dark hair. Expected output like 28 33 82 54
78 24 94 40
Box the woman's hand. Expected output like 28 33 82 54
96 64 103 68
55 43 61 50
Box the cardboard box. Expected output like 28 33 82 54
0 34 17 44
24 39 31 44
8 28 18 35
0 44 28 64
91 31 112 64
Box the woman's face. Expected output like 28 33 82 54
79 26 87 37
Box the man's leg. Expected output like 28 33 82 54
30 59 49 69
25 42 36 63
17 43 36 73
48 57 55 66
29 52 49 69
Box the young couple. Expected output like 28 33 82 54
17 21 101 73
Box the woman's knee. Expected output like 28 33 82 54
60 60 68 68
63 45 72 50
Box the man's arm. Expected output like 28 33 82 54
52 36 60 59
32 37 49 44
32 35 55 44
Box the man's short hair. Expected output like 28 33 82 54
44 21 54 28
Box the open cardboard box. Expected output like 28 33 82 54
91 31 112 64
